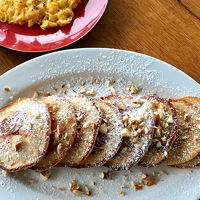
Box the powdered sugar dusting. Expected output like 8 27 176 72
0 99 51 171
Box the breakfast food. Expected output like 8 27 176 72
58 96 102 166
0 94 199 175
172 154 200 168
139 96 177 167
0 98 51 172
162 98 200 165
102 95 155 170
32 96 77 171
0 0 81 29
78 98 123 168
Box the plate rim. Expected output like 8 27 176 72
0 48 199 87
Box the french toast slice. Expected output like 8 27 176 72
172 154 200 168
32 96 77 171
162 97 200 165
138 96 177 167
171 96 200 168
58 96 102 166
180 96 200 107
102 95 154 170
78 98 123 168
0 98 51 172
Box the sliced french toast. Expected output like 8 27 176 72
0 98 51 172
58 96 102 167
78 98 123 168
162 97 200 166
32 96 77 171
138 96 177 167
102 95 155 170
171 96 200 168
181 96 200 107
172 154 200 168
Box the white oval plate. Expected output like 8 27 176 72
0 48 199 200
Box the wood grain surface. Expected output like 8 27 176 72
0 0 200 83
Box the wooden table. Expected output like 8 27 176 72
0 0 200 83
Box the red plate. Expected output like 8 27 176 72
0 0 108 52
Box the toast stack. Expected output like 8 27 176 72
0 95 199 172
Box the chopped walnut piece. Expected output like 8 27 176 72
145 178 157 186
83 121 91 128
27 179 36 184
118 103 126 110
79 88 96 97
122 115 129 122
69 180 80 191
84 186 92 196
40 170 51 181
120 191 126 196
99 123 108 134
69 180 92 196
52 87 57 92
86 89 96 96
121 128 131 137
128 85 139 94
54 124 61 139
4 87 11 92
72 189 83 196
92 79 100 84
131 181 143 191
12 140 23 152
76 112 83 122
141 173 148 180
167 115 173 124
156 141 162 148
80 81 86 86
58 187 65 191
43 92 51 97
57 143 63 155
99 171 112 180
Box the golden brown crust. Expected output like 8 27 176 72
102 95 155 170
0 98 51 172
171 154 200 169
32 96 77 171
77 98 123 168
170 97 200 168
138 96 177 167
162 98 200 166
57 96 102 167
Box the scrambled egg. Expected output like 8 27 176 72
0 0 81 29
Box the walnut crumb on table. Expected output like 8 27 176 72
128 85 139 94
4 87 11 92
120 191 126 196
69 180 92 196
99 171 113 180
40 170 51 181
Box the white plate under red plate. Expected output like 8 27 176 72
0 0 108 52
0 48 199 200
